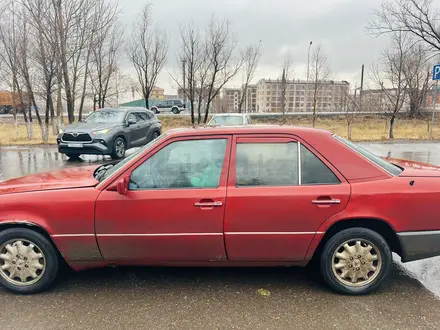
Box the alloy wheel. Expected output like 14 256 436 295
331 239 382 287
0 239 46 286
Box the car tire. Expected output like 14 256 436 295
151 131 160 141
66 154 80 160
171 107 180 114
0 228 59 294
319 227 392 295
111 137 126 159
151 107 159 114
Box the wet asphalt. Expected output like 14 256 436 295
1 142 440 329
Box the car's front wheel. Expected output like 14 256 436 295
111 137 126 159
0 228 59 294
320 227 392 295
171 107 180 114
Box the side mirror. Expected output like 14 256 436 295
127 118 136 126
116 176 129 195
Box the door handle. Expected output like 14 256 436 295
194 201 223 207
312 198 340 205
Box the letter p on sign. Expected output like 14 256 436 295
433 65 440 80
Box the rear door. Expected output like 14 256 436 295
224 134 350 261
126 112 144 147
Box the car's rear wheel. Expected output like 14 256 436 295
320 228 392 295
0 228 59 294
151 131 160 141
171 107 180 114
111 137 126 159
151 107 159 114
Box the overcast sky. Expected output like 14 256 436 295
119 0 388 94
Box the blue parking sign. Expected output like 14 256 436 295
433 65 440 80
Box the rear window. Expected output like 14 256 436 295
334 135 403 176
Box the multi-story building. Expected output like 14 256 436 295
223 88 241 112
241 84 257 112
255 79 350 113
360 89 410 113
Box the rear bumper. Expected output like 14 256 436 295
57 139 111 155
397 230 440 262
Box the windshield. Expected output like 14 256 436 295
334 135 403 176
84 110 126 124
208 116 243 126
98 133 167 182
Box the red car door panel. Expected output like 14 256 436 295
95 135 232 262
224 135 350 261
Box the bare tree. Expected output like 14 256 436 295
202 17 244 123
238 43 261 113
310 45 331 127
171 21 204 125
90 22 123 109
368 0 440 52
128 3 168 110
335 89 360 140
402 44 432 117
371 33 409 139
0 1 29 135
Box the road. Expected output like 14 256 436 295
1 142 440 329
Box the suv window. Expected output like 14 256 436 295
236 142 299 186
135 112 147 121
127 113 137 123
145 111 155 120
129 139 228 190
300 144 340 185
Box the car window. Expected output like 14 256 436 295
209 116 244 126
84 110 125 124
300 144 340 185
127 113 137 123
146 112 155 120
135 113 147 121
334 135 403 175
129 139 228 190
236 142 299 186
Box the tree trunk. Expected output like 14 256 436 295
78 48 91 122
56 1 75 123
347 122 352 140
190 100 195 126
389 116 395 139
56 86 64 133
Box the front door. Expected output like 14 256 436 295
95 135 232 262
224 134 351 261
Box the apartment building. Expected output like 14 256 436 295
241 84 257 112
360 89 410 112
255 79 350 113
223 88 241 112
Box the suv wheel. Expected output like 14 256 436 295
151 131 160 140
0 228 59 294
171 107 180 114
151 107 159 114
111 137 126 159
320 227 392 295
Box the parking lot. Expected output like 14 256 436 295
1 142 440 329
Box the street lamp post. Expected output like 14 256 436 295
305 41 313 112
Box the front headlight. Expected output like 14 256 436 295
92 128 111 135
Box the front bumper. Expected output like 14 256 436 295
57 138 111 155
397 231 440 262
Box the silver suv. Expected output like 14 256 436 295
150 99 186 114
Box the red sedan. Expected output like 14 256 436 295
0 126 439 295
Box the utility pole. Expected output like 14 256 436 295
430 81 438 139
360 64 364 111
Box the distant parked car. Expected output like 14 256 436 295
57 108 161 160
207 113 252 126
150 99 186 114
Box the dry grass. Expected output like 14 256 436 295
1 115 440 146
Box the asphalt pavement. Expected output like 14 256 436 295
1 142 440 329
